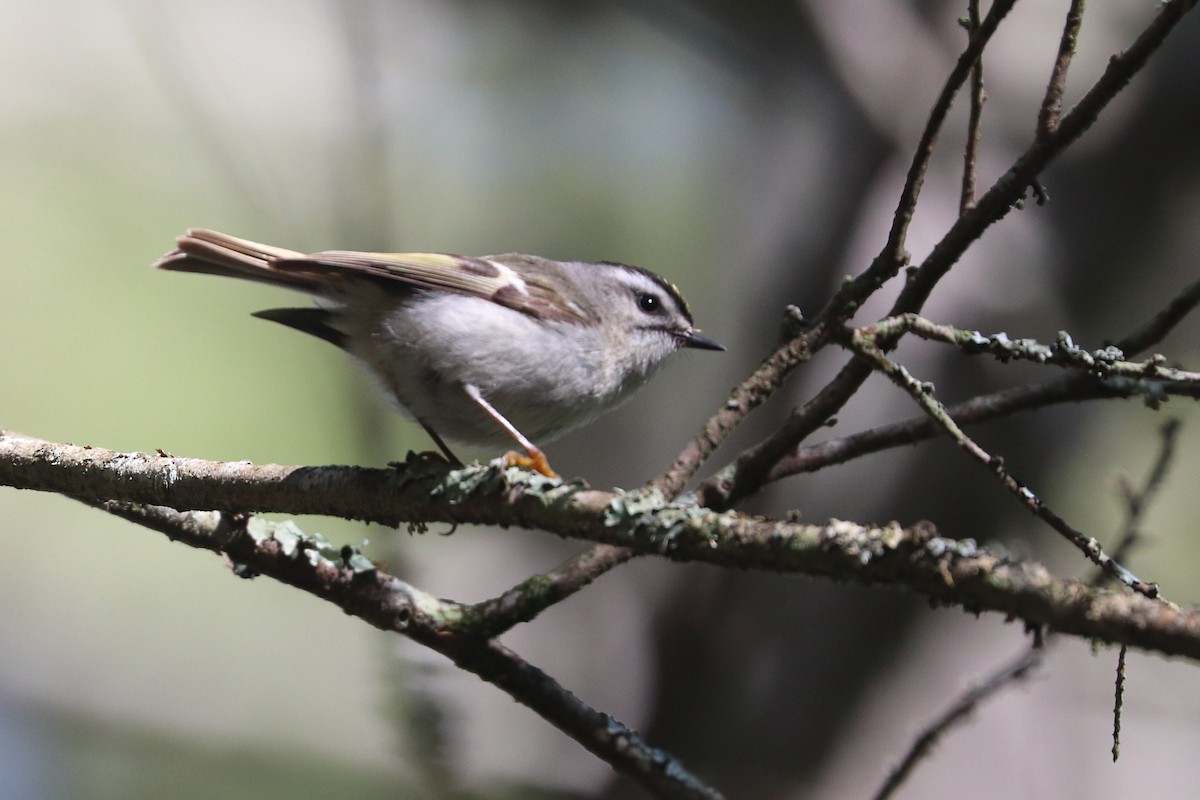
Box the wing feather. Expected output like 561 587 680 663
155 229 587 323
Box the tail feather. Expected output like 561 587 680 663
154 229 324 293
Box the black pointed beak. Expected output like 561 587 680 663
677 329 726 351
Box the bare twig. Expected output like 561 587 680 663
872 646 1044 800
696 352 868 509
1038 0 1087 138
894 0 1197 323
1116 273 1200 356
767 374 1104 479
1107 419 1181 572
850 0 1019 302
1113 644 1127 762
463 545 634 637
960 0 986 212
653 0 1019 500
648 322 819 498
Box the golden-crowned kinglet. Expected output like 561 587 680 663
155 229 723 476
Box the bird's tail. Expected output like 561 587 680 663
153 229 325 293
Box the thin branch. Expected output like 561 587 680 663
696 351 869 509
858 0 1018 298
872 646 1044 800
1116 272 1200 356
86 499 721 800
654 0 1018 500
1098 419 1181 764
1106 419 1181 572
960 0 986 213
688 0 1022 503
842 330 1159 598
1038 0 1087 138
767 373 1105 479
863 314 1200 388
768 266 1200 481
1113 643 1127 762
463 545 634 638
648 321 820 498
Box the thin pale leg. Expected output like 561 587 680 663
462 383 557 477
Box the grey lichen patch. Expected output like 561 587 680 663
923 536 984 559
245 517 377 576
499 465 564 493
396 580 465 628
604 487 668 525
604 489 726 554
430 463 508 504
428 462 576 507
819 519 914 565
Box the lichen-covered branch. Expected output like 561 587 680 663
5 431 1200 661
864 314 1200 391
86 500 721 800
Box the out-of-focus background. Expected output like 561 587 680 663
2 2 1200 798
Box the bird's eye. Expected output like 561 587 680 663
637 292 662 314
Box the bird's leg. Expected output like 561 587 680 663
462 383 558 478
418 419 463 466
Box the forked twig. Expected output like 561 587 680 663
768 266 1200 481
85 499 722 800
655 0 1020 501
690 1 1197 510
836 0 1019 308
844 328 1159 599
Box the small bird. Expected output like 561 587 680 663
155 229 724 476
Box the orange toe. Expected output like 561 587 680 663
502 449 559 478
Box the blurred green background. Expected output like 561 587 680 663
3 2 1200 798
